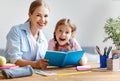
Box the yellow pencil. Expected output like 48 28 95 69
56 71 91 76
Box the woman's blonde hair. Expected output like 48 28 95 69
26 0 50 22
54 18 77 51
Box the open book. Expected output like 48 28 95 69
44 50 85 67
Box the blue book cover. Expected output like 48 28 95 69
44 50 85 67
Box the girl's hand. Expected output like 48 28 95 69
36 58 48 69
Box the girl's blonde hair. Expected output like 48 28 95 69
26 0 50 22
54 18 77 51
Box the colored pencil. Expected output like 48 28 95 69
106 46 112 56
96 46 102 56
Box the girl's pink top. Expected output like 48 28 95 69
48 38 82 51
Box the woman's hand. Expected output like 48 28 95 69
36 58 48 69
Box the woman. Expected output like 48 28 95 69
4 0 50 69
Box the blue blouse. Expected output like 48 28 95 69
4 22 48 63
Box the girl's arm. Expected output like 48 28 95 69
72 38 88 65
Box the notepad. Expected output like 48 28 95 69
44 50 85 67
0 63 19 69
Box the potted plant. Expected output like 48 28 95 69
103 17 120 50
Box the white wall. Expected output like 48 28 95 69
0 0 33 48
0 0 120 49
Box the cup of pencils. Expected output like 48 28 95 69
96 46 112 68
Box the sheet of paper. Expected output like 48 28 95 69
34 69 56 76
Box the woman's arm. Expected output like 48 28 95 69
15 58 48 69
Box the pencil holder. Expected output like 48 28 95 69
100 55 108 68
107 58 120 71
2 65 33 78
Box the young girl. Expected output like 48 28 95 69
48 18 87 66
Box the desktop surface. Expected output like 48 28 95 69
0 62 120 81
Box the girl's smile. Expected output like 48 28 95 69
59 38 66 41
